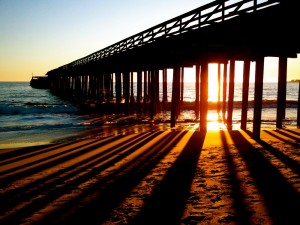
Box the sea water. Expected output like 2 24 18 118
0 81 299 149
162 82 298 129
0 82 88 148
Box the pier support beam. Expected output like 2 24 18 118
137 71 142 111
144 71 148 106
195 64 200 120
276 56 287 129
241 60 251 130
162 69 168 103
124 71 130 115
222 62 228 122
171 66 180 127
150 69 159 120
104 72 111 101
177 67 184 118
227 60 235 130
217 64 221 114
87 75 91 98
156 69 160 113
148 70 151 101
115 72 122 106
110 73 114 100
253 57 265 139
85 75 89 98
99 73 104 101
180 67 184 104
200 62 208 132
75 76 81 98
150 70 155 120
130 72 135 106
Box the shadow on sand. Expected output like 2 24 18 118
0 128 299 225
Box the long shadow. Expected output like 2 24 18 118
0 126 159 169
274 129 300 142
229 130 300 225
1 130 183 224
0 136 121 185
41 131 188 225
0 132 155 192
220 130 252 225
282 128 300 137
0 138 103 175
0 139 89 165
0 130 162 216
263 130 299 147
129 131 205 225
1 129 158 197
260 130 300 176
0 129 156 182
0 142 62 158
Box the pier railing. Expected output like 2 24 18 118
49 0 281 73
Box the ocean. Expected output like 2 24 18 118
0 81 299 149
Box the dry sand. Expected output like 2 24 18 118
0 125 299 225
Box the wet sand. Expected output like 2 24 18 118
0 125 299 225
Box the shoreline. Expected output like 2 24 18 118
1 115 299 150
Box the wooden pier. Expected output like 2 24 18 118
46 0 300 139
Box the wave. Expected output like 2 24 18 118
0 120 85 132
0 103 79 115
1 99 297 116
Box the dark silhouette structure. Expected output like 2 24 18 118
46 0 300 139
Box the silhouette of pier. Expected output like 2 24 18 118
46 0 300 139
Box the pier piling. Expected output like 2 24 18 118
45 1 299 132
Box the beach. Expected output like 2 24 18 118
1 0 299 223
0 124 299 225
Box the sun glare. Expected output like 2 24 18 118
208 64 220 102
181 64 221 103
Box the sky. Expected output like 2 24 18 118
0 0 299 82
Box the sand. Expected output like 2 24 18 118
0 125 299 225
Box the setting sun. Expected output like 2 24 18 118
180 64 222 103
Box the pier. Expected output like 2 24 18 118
46 0 300 139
